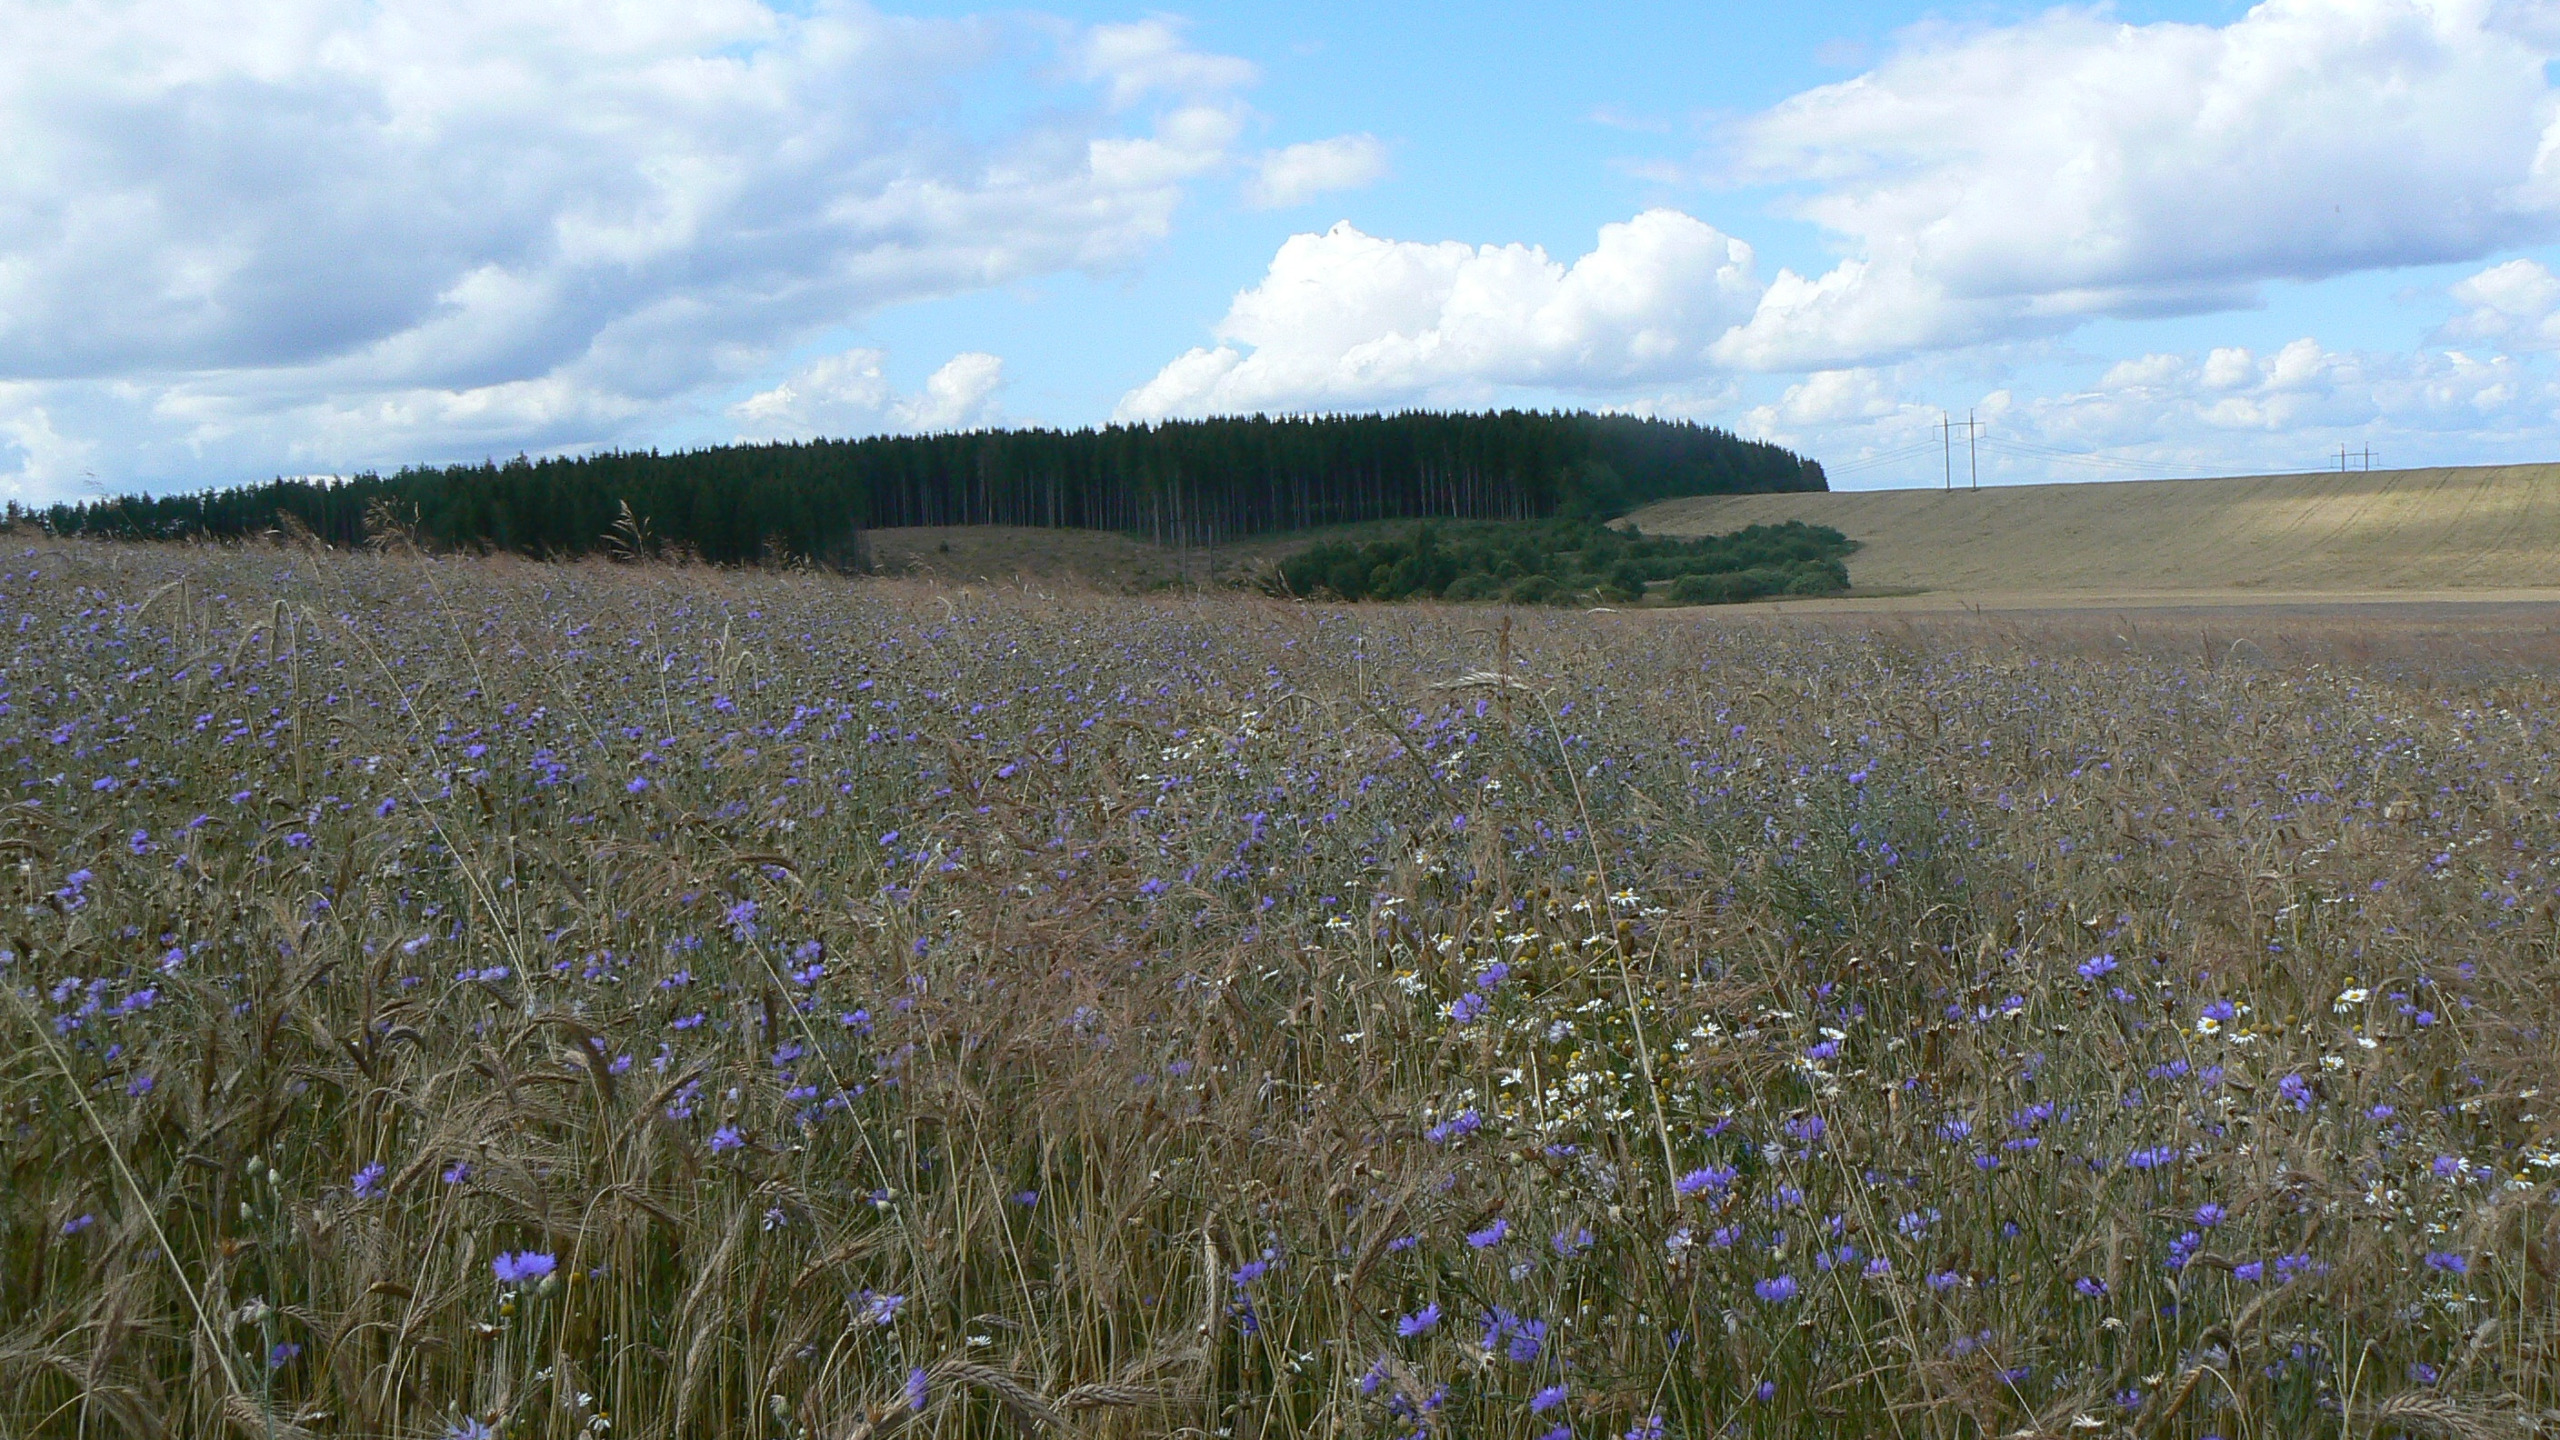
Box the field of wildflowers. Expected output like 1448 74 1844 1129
1 536 2556 1440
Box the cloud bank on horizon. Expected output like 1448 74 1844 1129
10 0 2560 499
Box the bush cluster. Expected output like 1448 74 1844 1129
1267 517 1856 604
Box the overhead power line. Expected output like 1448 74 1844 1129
1821 423 2344 488
1822 438 1945 476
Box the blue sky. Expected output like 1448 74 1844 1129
8 0 2560 497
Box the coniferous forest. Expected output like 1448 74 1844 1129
37 412 1824 566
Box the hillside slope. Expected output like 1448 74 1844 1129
1626 463 2560 594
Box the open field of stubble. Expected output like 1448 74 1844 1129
3 537 2559 1440
1631 465 2560 599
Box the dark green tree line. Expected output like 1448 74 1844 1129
38 411 1825 565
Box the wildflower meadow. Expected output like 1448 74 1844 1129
1 536 2555 1440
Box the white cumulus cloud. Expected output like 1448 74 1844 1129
1129 0 2560 424
1116 210 1759 418
732 349 1005 438
0 0 1260 496
1244 135 1391 209
1715 0 2560 368
1737 337 2552 490
0 387 95 502
1072 18 1258 110
2439 258 2560 350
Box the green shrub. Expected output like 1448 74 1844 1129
1600 558 1651 602
1504 573 1562 605
1269 517 1855 605
1667 572 1735 604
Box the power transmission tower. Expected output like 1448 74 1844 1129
1942 413 1952 492
1961 410 1982 489
2360 445 2375 471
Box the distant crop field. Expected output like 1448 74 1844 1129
1631 463 2560 596
1 538 2556 1439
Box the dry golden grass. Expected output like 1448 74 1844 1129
1629 463 2560 597
0 537 2556 1439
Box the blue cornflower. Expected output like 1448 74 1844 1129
709 1125 744 1153
1466 1218 1509 1248
904 1367 928 1412
1530 1384 1568 1413
350 1162 386 1201
491 1251 556 1284
1396 1303 1440 1337
1754 1274 1799 1303
1423 1109 1481 1144
2425 1252 2469 1275
858 1291 907 1325
1481 1307 1546 1363
1675 1165 1736 1197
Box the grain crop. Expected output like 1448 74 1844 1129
0 536 2554 1440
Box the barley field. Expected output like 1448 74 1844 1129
2 536 2556 1440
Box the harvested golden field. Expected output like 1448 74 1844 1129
1629 463 2560 598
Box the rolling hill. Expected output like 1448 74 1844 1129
1626 463 2560 597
